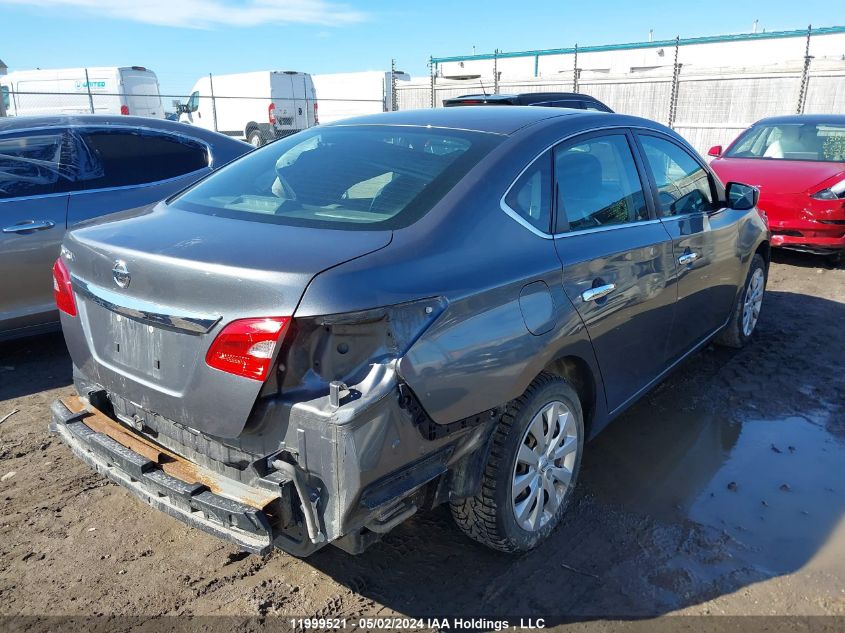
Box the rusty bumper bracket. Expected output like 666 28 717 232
49 397 276 555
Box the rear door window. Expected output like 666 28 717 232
637 134 717 216
554 133 649 232
79 129 209 190
0 131 71 199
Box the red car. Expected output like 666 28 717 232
708 115 845 259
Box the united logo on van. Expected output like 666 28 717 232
75 80 107 91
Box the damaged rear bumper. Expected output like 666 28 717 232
49 397 278 555
50 367 497 556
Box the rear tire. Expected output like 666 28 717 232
715 253 767 349
450 372 584 553
247 129 264 148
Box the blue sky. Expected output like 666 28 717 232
0 0 838 96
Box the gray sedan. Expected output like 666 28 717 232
50 107 769 556
0 115 250 341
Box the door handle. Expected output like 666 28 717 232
678 252 699 266
581 283 616 302
2 220 56 234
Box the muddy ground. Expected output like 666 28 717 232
1 251 844 631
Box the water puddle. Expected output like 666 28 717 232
584 397 845 574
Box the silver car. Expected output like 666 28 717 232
50 108 769 556
0 115 250 341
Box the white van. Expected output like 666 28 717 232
312 71 410 124
178 71 317 147
0 66 164 118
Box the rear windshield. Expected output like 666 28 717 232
725 122 845 163
172 125 502 230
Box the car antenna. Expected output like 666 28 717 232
478 78 489 96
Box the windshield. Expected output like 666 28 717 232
172 125 502 230
725 122 845 163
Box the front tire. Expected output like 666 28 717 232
715 253 767 348
450 373 584 553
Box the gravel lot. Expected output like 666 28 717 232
1 251 844 629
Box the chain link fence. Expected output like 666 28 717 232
400 29 845 154
396 60 845 155
0 68 403 145
2 48 843 154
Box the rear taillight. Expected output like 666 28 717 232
313 102 319 124
205 317 290 381
52 258 77 317
268 103 276 125
120 104 129 115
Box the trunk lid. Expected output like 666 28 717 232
62 203 392 438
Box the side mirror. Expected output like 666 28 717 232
707 145 723 158
726 182 759 211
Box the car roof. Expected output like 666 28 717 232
325 106 588 136
753 114 845 126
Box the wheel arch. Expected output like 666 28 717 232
445 349 605 502
755 239 771 270
542 354 598 439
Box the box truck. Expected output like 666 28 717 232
311 70 410 124
178 71 316 147
0 66 164 118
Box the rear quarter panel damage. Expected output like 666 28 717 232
294 120 609 430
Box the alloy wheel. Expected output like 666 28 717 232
511 400 579 532
742 267 765 336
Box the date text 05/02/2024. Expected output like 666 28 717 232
289 618 547 630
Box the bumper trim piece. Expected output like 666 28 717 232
49 398 275 555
